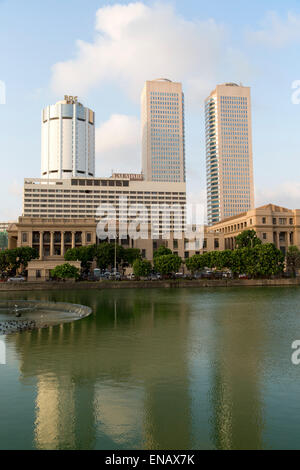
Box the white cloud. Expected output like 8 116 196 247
95 114 140 176
247 11 300 48
255 182 300 209
51 2 248 104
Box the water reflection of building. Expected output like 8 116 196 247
8 292 192 450
210 302 264 450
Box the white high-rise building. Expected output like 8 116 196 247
41 96 95 179
141 79 185 183
205 83 254 225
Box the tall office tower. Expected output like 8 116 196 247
205 83 254 225
41 95 95 179
141 79 185 183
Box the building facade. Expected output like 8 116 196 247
205 83 254 225
211 204 300 255
23 176 186 236
41 96 95 179
141 79 186 183
7 218 224 280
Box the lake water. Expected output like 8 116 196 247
0 287 300 450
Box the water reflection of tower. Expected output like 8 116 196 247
11 323 98 450
139 297 191 450
210 303 264 450
9 291 193 450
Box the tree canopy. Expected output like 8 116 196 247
64 243 141 270
154 254 182 275
153 246 172 258
0 232 8 250
0 247 38 277
235 230 262 249
133 259 152 278
50 263 80 280
185 244 284 278
286 246 300 277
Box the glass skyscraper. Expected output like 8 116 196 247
205 83 254 225
141 79 185 183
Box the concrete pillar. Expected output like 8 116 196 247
61 231 65 258
39 232 44 260
273 232 277 248
50 231 54 257
82 232 86 247
72 232 75 249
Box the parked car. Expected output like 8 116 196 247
148 273 161 281
109 272 121 281
127 273 135 280
174 272 184 279
102 271 111 279
238 273 248 279
7 276 26 283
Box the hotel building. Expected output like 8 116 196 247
141 79 186 183
23 174 186 236
205 83 254 225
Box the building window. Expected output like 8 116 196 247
262 217 266 224
36 270 41 279
273 218 277 225
22 233 28 243
173 240 178 249
289 218 294 225
203 239 207 249
184 251 189 259
86 233 92 243
214 239 219 249
263 233 267 240
142 249 146 258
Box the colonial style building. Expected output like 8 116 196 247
7 217 224 281
211 204 300 255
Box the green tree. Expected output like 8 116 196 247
16 247 38 270
0 232 8 250
0 251 9 278
65 245 96 269
252 243 284 278
95 242 125 270
133 259 152 278
286 246 300 277
185 254 206 273
153 246 172 258
154 254 182 276
123 248 141 266
235 229 262 249
0 247 38 277
50 263 80 280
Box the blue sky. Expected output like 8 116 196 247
1 0 300 220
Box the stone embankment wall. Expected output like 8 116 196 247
0 278 299 292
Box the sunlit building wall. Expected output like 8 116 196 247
41 96 95 179
205 83 254 225
141 79 186 183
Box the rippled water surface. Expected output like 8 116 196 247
1 287 300 450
